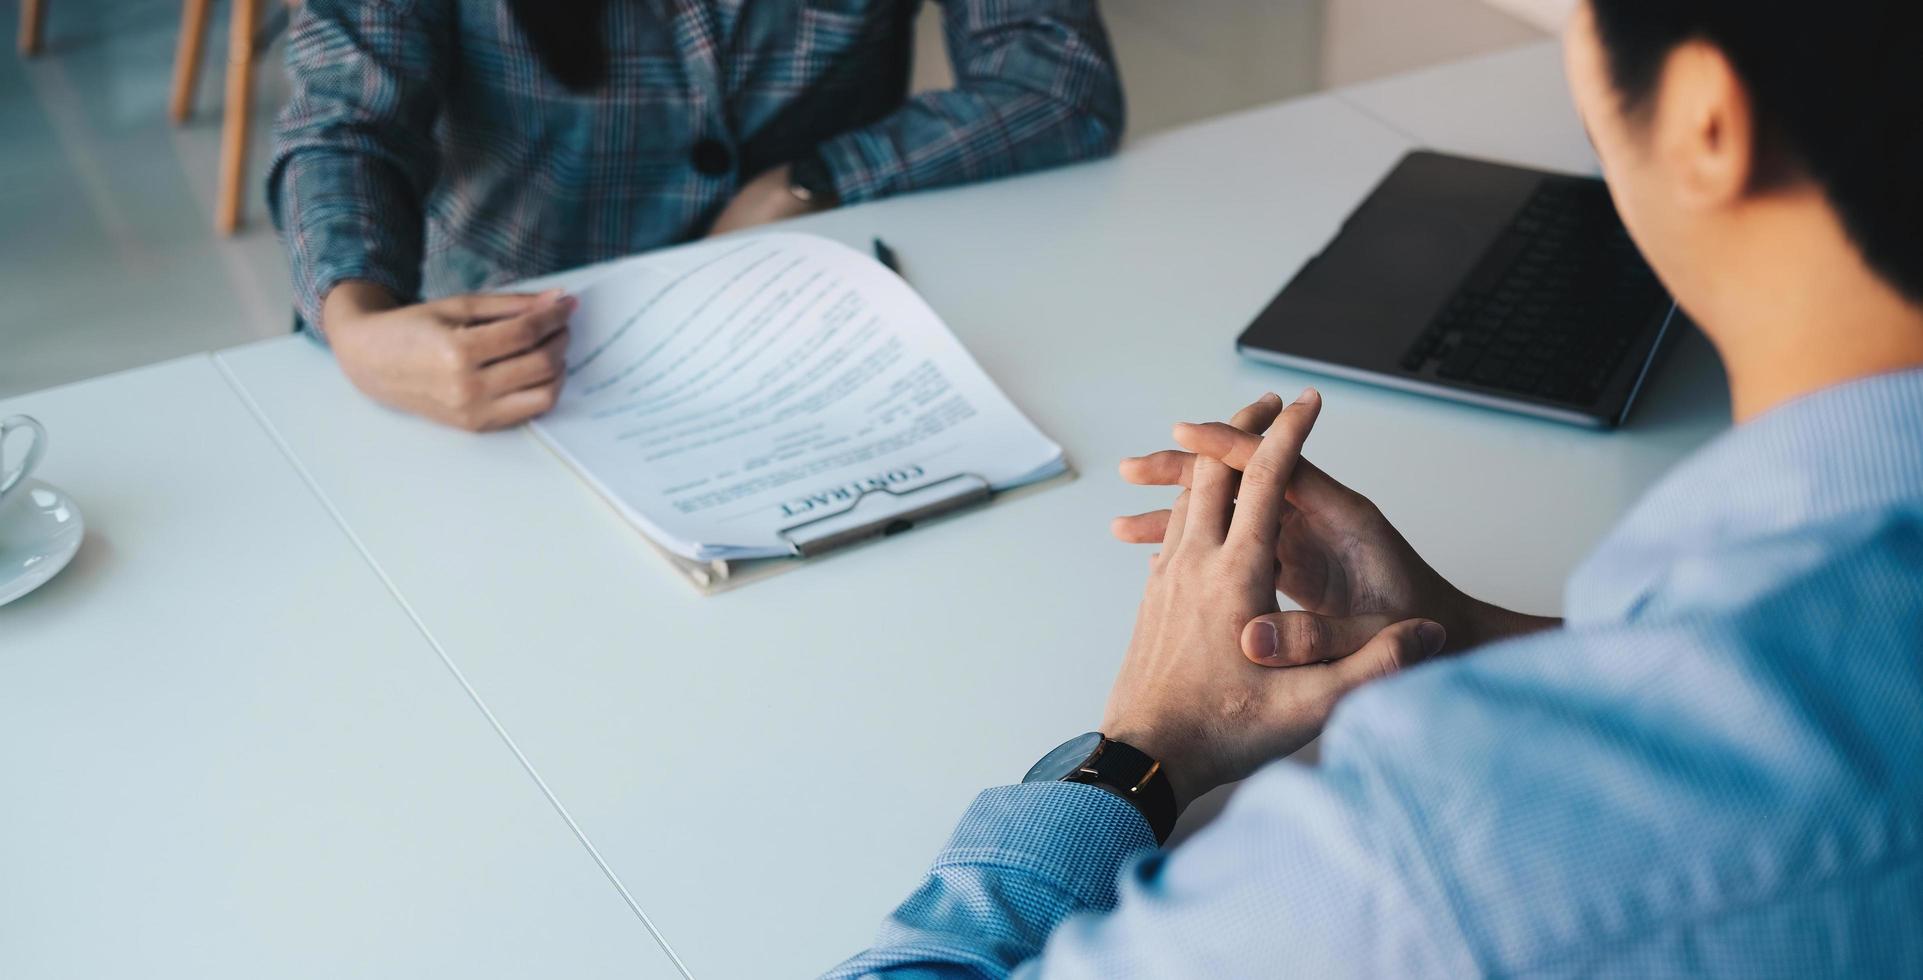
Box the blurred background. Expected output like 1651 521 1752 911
0 0 1567 399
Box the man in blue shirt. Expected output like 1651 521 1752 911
830 1 1923 975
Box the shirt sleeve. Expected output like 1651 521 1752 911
825 735 1476 978
821 782 1156 978
268 0 451 331
812 0 1125 205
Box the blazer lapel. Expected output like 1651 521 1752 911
665 0 727 119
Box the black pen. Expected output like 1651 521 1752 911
872 237 902 276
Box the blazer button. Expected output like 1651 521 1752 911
691 138 733 177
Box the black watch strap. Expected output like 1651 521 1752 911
788 151 839 207
1067 738 1177 844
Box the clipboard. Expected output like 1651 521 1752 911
513 234 1075 595
526 427 1077 595
635 465 1076 595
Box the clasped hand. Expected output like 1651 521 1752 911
1102 389 1549 810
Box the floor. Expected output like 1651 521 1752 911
0 0 1548 399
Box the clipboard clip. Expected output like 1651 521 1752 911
776 472 993 559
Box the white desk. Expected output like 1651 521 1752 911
7 42 1735 980
0 359 679 979
213 44 1733 979
1341 41 1600 177
218 92 1411 977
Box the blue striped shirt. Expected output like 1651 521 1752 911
829 368 1923 978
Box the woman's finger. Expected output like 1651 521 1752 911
428 291 546 325
479 379 564 430
462 293 574 365
480 326 568 396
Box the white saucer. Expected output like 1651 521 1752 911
0 478 86 607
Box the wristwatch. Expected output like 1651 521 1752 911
787 151 840 208
1024 732 1178 844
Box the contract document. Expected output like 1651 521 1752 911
530 233 1067 565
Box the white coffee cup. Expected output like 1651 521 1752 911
1 414 48 512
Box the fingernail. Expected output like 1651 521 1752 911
559 294 578 311
1294 386 1319 405
1417 621 1446 656
1262 392 1282 403
1249 621 1279 660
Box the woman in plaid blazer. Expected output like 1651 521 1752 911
270 0 1123 431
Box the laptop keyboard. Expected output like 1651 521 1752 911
1398 177 1670 406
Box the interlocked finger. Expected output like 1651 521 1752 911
1226 389 1322 547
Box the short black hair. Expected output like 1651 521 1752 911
1587 0 1923 306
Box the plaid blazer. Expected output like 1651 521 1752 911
269 0 1124 328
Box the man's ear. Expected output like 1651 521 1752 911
1651 39 1757 211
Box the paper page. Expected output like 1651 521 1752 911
530 233 1064 561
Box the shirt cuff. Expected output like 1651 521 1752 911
812 129 904 206
295 263 418 342
938 782 1159 912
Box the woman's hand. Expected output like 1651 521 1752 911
706 164 830 238
1114 394 1558 664
322 281 574 432
1102 389 1447 810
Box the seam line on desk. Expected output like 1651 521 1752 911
1330 90 1428 149
212 353 694 980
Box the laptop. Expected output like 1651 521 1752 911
1236 150 1682 428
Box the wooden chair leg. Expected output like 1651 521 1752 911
19 0 48 56
169 0 212 124
215 0 260 234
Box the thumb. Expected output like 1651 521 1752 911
1317 618 1446 697
1241 611 1394 667
428 291 553 325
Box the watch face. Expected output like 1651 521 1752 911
1024 732 1104 783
